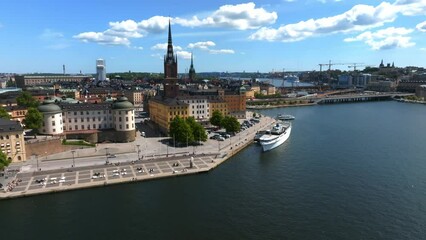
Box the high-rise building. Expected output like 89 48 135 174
96 59 106 82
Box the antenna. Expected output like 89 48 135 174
63 64 66 75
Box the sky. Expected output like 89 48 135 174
1 0 426 74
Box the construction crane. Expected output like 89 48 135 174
347 63 373 71
318 60 350 84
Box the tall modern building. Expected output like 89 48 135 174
96 59 106 82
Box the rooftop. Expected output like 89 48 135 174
0 119 23 133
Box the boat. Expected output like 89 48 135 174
277 114 295 121
259 122 292 152
254 130 268 142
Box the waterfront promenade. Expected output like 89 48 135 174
0 114 276 199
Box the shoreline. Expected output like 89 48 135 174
0 116 275 200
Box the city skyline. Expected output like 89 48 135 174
1 0 426 74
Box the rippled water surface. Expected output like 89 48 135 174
1 101 425 239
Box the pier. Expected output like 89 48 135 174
316 93 413 104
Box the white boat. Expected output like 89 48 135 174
259 122 292 152
277 114 295 121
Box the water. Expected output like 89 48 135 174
1 101 426 239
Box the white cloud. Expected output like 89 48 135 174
175 2 277 30
40 29 64 40
250 1 397 42
209 49 235 54
134 46 143 50
416 21 426 32
420 47 426 51
151 43 182 51
187 41 216 49
176 51 192 59
344 27 415 50
138 16 170 33
73 32 130 46
394 0 426 16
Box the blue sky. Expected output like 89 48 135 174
1 0 426 74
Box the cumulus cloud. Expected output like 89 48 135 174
250 2 397 42
187 41 216 49
73 32 130 46
393 0 426 16
344 27 415 50
250 0 426 43
176 51 192 59
75 3 276 46
209 49 235 54
420 47 426 51
416 21 426 32
175 2 277 30
187 41 235 54
151 43 183 51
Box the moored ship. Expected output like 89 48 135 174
277 114 295 121
259 122 292 152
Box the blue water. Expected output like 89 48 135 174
1 101 425 239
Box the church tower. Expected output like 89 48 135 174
188 53 196 82
163 20 179 98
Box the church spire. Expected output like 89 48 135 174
168 19 172 45
189 52 196 82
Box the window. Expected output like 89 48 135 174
80 111 84 115
68 119 71 123
126 124 129 129
93 124 96 129
15 134 19 138
18 156 21 161
69 127 72 130
6 135 9 139
81 125 85 130
119 125 122 129
74 118 77 123
63 126 66 131
119 117 122 122
98 117 101 121
51 115 54 119
53 129 56 132
52 121 55 126
75 125 78 130
126 117 128 121
104 117 106 121
87 117 90 122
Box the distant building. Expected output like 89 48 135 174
415 85 426 99
5 105 28 123
337 74 353 88
96 59 106 82
0 119 26 163
15 75 90 89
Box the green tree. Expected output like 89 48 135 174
23 107 43 131
0 150 11 170
222 116 240 133
169 116 193 144
17 91 39 108
186 117 207 143
210 110 223 128
0 107 11 119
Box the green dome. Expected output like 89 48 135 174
112 96 134 110
38 100 62 113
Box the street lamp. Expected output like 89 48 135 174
136 144 140 160
71 150 76 168
105 147 109 164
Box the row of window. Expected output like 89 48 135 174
67 110 133 116
63 122 135 131
0 135 20 140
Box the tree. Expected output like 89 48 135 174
0 107 11 119
222 116 240 133
17 91 39 108
169 116 193 144
0 151 11 170
210 110 223 128
186 117 207 143
23 107 43 131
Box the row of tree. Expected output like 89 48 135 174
210 110 240 133
169 116 207 145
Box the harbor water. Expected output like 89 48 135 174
1 101 425 239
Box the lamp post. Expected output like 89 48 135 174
71 150 75 168
136 144 140 160
105 147 109 164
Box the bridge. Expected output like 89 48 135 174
316 93 413 104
